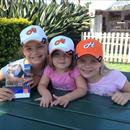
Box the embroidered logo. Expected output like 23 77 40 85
84 42 95 48
54 38 65 45
26 28 37 35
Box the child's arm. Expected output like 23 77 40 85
51 75 87 108
64 75 87 100
35 74 52 108
0 70 4 81
111 80 130 105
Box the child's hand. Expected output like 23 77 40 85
51 94 70 108
40 95 52 108
24 73 34 88
35 92 52 108
0 88 14 101
109 91 129 105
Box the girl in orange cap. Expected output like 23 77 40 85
76 38 130 106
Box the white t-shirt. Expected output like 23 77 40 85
1 58 25 78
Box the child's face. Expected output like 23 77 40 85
23 40 47 65
52 50 72 70
77 55 102 82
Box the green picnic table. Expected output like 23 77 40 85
0 72 130 130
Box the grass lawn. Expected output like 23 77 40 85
105 62 130 72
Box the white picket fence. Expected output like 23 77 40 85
81 32 130 63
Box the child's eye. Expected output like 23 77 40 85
78 59 85 63
25 47 31 51
90 59 98 63
37 45 44 49
66 51 73 56
78 58 98 64
52 53 60 57
66 53 73 57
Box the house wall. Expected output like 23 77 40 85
95 10 130 33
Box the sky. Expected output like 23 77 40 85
45 0 117 10
88 0 117 10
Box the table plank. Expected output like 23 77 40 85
81 94 130 109
16 93 130 124
0 101 130 130
0 112 67 130
32 87 130 109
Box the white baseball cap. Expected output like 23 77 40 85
20 25 47 45
49 35 74 54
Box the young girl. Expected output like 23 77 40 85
0 25 48 101
36 35 87 108
76 38 130 106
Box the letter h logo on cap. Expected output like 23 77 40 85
26 28 37 35
84 42 95 49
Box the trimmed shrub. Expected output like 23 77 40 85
0 18 32 68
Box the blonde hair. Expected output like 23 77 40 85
99 60 112 76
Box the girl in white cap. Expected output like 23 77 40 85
76 38 130 106
36 35 87 108
0 25 48 101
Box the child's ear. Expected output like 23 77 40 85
22 49 27 57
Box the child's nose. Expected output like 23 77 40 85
60 54 66 58
84 61 91 66
59 56 65 60
31 47 39 52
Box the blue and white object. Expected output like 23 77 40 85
4 64 31 99
10 86 30 98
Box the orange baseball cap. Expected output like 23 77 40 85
76 38 103 60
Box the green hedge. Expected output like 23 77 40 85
0 18 32 68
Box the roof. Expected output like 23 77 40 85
107 1 130 11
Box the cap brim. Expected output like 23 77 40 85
49 47 69 55
22 38 42 44
77 52 98 59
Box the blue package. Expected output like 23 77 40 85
3 64 31 99
24 64 31 87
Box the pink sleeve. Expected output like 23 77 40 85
71 67 80 79
43 65 52 78
114 70 127 90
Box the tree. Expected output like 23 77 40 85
60 0 68 4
